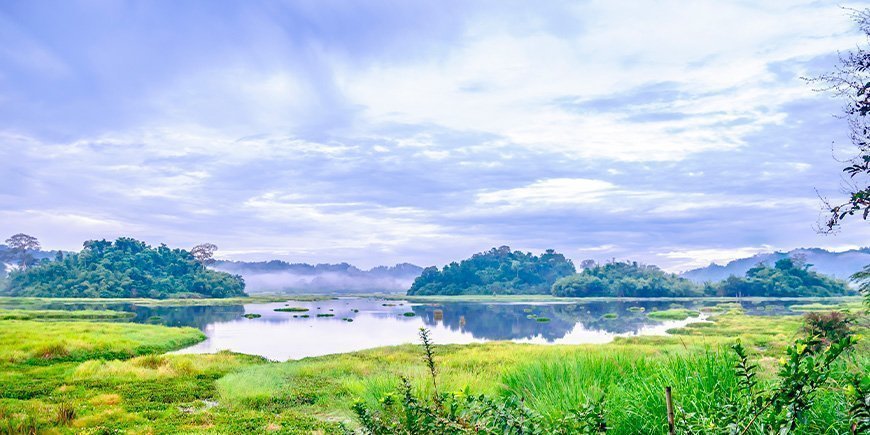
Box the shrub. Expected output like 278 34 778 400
800 311 854 349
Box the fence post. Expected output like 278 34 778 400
665 386 675 435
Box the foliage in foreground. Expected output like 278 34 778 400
354 325 867 434
2 237 246 299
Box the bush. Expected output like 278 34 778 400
800 311 855 348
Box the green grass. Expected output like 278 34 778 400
0 320 204 364
0 298 865 433
788 302 843 312
274 307 309 312
647 308 701 320
0 295 324 308
0 309 134 321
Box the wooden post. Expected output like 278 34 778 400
665 386 675 435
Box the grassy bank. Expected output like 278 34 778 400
0 302 865 433
0 309 134 321
0 295 311 308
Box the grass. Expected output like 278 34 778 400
0 298 865 433
0 320 204 364
647 308 701 320
0 295 325 308
0 309 134 321
789 302 843 312
274 307 309 312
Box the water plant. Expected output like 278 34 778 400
242 313 262 319
274 307 308 312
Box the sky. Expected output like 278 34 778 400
1 0 869 272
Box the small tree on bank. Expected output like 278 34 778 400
191 243 218 266
4 233 40 270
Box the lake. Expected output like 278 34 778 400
10 296 827 360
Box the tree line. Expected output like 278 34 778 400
1 235 245 299
408 247 854 297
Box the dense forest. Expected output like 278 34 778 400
552 261 701 297
709 258 854 297
408 250 854 298
407 246 576 295
1 238 246 299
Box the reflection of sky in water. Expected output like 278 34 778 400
9 296 841 361
174 298 715 360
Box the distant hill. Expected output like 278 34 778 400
212 260 423 294
680 248 870 283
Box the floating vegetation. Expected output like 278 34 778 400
274 307 309 313
317 313 335 318
147 316 164 324
602 313 618 319
522 308 533 313
351 309 360 313
342 318 353 322
627 306 645 312
789 303 841 312
535 317 551 322
647 309 700 320
402 312 416 317
382 303 396 307
242 313 261 319
526 314 538 319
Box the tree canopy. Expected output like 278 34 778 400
711 258 855 298
552 261 701 297
813 8 870 231
407 246 575 295
1 237 246 299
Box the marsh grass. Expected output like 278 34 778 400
0 309 134 321
0 320 204 363
54 402 76 425
0 300 865 433
274 307 309 312
647 308 701 320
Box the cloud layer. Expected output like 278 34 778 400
1 0 869 272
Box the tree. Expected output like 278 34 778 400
191 243 218 265
4 233 40 270
812 8 870 231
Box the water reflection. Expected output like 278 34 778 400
2 297 841 361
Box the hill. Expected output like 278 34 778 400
680 248 870 282
213 260 423 294
2 238 246 299
407 246 575 295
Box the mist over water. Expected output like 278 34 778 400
235 271 416 293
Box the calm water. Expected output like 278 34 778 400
8 297 826 361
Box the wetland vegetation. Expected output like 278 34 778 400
0 298 865 433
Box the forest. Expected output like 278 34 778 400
407 246 576 295
411 248 855 298
1 237 246 299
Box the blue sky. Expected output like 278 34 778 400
1 0 869 271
